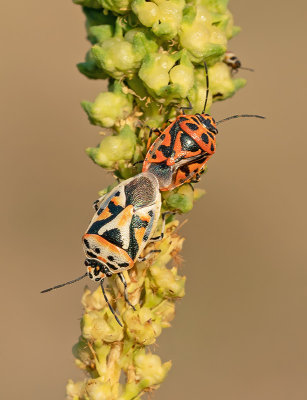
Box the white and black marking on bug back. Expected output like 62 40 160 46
41 172 167 326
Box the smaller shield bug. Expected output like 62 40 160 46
142 62 264 191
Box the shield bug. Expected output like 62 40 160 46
142 63 264 191
41 172 165 326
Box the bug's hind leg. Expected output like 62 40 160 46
118 273 136 311
150 211 174 242
138 249 161 262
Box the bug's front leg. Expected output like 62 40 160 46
180 97 193 115
146 127 162 151
117 273 136 311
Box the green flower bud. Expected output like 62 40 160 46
82 309 124 343
92 39 141 79
77 50 108 80
202 0 228 14
98 182 118 198
98 0 132 14
150 264 185 298
168 51 194 98
152 299 175 328
163 183 195 213
82 287 107 311
89 24 114 44
132 0 184 39
132 0 160 27
125 29 159 57
124 306 162 345
83 7 116 44
82 82 133 128
209 62 246 101
179 4 227 63
134 349 172 387
72 336 94 369
85 378 117 399
138 52 180 97
151 0 185 39
66 379 84 400
87 125 137 168
143 277 163 308
91 22 148 78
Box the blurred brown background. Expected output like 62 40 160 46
1 0 306 399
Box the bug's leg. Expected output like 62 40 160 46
147 128 162 151
190 173 201 184
180 97 193 115
150 211 173 242
100 280 122 327
133 160 144 168
118 273 136 311
93 194 106 212
188 182 195 191
138 249 161 262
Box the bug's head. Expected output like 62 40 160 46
84 258 112 281
197 113 219 135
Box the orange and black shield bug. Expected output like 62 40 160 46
41 172 167 326
142 62 264 191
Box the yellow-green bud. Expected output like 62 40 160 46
209 62 246 101
82 309 124 343
179 4 227 63
150 264 185 298
82 84 133 128
66 379 84 400
99 0 132 14
77 50 108 80
153 300 175 328
124 306 162 345
139 52 180 97
169 51 194 98
82 287 107 311
87 125 136 169
163 183 195 213
152 0 185 39
72 336 94 368
134 349 172 387
91 32 144 79
85 378 116 400
132 0 160 27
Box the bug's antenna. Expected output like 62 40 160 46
240 66 254 72
100 280 123 327
216 114 265 125
202 61 209 113
41 272 88 293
